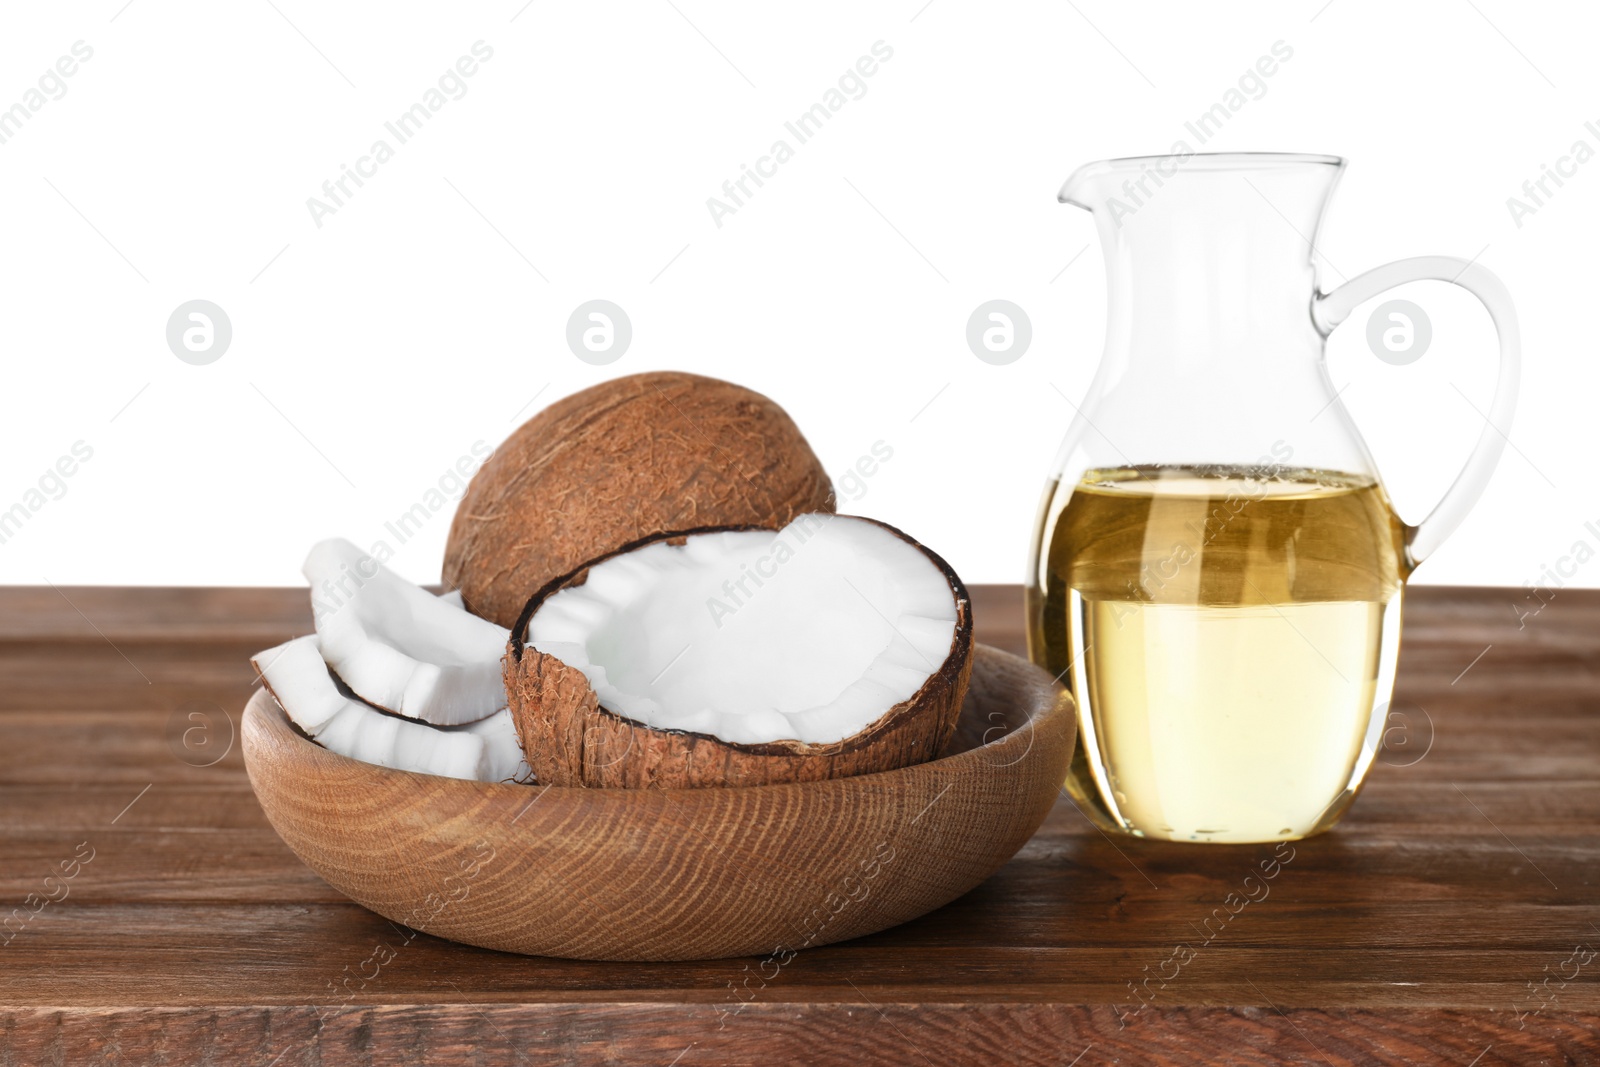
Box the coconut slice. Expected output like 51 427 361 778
253 635 495 782
448 708 535 784
505 514 973 788
305 539 509 726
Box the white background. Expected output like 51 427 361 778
0 0 1593 595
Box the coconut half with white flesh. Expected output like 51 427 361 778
505 514 973 788
305 539 509 726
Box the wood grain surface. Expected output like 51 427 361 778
1 584 1597 1066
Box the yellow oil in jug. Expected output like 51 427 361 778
1027 465 1410 843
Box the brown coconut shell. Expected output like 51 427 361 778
502 519 974 789
443 372 836 628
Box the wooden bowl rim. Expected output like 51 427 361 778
243 642 1070 801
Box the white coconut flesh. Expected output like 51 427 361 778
304 539 509 726
449 708 534 784
525 515 959 746
253 635 526 783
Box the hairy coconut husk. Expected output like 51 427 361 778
502 521 974 789
444 372 836 628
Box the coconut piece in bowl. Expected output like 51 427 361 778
446 707 534 784
506 514 973 788
251 636 492 780
305 539 509 726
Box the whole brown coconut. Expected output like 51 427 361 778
443 372 836 628
502 520 975 789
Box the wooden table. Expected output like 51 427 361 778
1 585 1596 1065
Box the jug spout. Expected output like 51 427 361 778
1057 157 1136 211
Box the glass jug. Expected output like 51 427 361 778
1027 152 1519 844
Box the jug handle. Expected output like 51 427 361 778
1311 255 1520 567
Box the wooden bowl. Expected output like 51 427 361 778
241 643 1073 961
